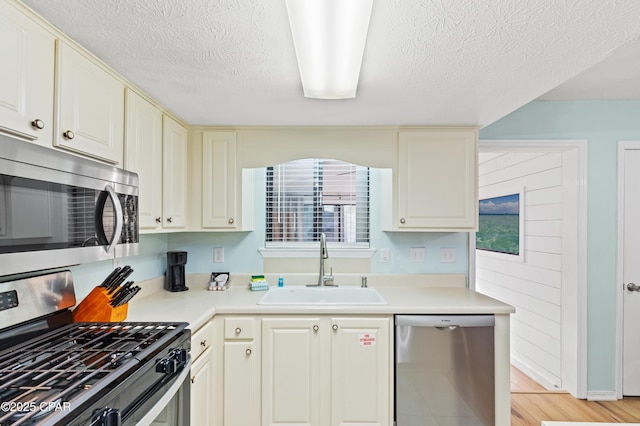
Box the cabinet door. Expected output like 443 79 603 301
397 130 477 230
262 317 323 426
202 131 237 229
162 116 187 228
55 41 124 164
0 1 54 146
124 90 162 229
223 341 259 426
190 348 213 426
330 317 391 426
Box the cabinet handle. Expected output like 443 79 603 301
235 327 242 335
63 130 75 140
400 218 406 224
155 217 162 224
332 324 338 331
228 218 235 224
245 348 252 356
191 376 196 384
313 325 319 332
31 119 45 130
167 217 173 223
200 340 207 347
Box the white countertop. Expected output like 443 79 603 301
126 274 515 331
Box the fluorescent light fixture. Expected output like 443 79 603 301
285 0 373 99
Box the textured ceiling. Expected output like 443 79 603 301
21 0 640 126
540 36 640 100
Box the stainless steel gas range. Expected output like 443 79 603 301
0 271 191 425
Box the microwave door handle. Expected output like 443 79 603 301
104 185 123 254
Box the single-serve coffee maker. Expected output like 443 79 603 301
165 251 189 292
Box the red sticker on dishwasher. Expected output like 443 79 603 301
359 333 376 346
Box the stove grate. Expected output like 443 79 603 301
0 322 186 425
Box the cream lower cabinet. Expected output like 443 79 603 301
212 316 261 426
386 129 478 231
190 321 214 425
262 316 391 426
261 317 321 425
190 348 213 425
329 317 391 425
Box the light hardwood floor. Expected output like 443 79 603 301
511 366 640 424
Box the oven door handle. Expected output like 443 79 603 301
135 357 192 426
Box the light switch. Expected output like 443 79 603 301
440 247 456 263
410 247 426 263
214 247 225 263
380 248 390 263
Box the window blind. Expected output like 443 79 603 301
266 158 369 247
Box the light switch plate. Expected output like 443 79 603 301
440 247 456 263
380 248 390 263
214 247 225 263
410 247 426 263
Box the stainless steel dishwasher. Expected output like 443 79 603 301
395 315 495 426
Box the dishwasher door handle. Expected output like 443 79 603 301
395 315 495 328
435 325 459 331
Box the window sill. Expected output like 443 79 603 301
259 248 376 259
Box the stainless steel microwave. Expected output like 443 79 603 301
0 133 139 277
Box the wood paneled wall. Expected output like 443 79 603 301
476 152 564 389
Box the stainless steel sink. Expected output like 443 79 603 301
257 286 388 306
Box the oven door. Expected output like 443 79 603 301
133 359 191 426
83 347 191 426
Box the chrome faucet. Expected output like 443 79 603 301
308 233 336 287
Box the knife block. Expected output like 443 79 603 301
72 286 128 322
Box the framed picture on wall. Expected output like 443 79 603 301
476 188 525 262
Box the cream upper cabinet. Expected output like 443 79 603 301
0 1 55 146
55 40 125 164
124 90 163 230
389 129 478 231
162 116 188 229
261 316 392 426
202 131 237 229
200 130 254 231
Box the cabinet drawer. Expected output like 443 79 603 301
191 321 214 360
224 317 255 340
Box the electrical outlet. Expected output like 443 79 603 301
213 247 225 263
410 247 426 263
380 248 390 263
440 247 456 263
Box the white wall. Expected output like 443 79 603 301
476 152 565 389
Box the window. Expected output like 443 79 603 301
265 159 369 247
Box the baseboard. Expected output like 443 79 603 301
511 356 562 391
586 390 618 401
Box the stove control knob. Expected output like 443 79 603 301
174 348 188 363
156 348 189 374
156 356 177 374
